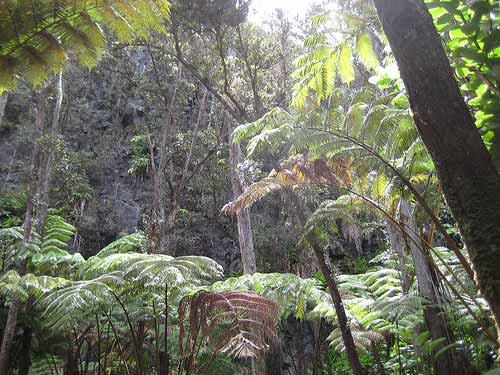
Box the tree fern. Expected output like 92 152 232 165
30 215 83 276
0 0 171 93
0 270 69 302
292 8 382 107
178 290 280 369
209 272 330 319
94 231 147 258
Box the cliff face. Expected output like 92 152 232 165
0 50 382 277
0 52 300 274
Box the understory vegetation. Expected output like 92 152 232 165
1 0 500 374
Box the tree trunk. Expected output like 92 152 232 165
37 71 63 233
373 0 500 342
228 123 257 274
0 298 21 375
145 67 178 255
163 195 179 256
0 93 7 127
0 89 47 375
63 345 80 375
386 220 411 292
399 201 475 375
289 192 363 375
18 326 33 375
311 244 364 375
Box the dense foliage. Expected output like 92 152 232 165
1 0 500 374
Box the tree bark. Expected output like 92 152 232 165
399 201 476 375
386 220 411 292
0 89 47 375
0 298 21 375
374 0 500 342
63 345 80 375
37 71 64 233
0 93 7 127
18 326 33 375
228 123 257 274
311 243 364 375
289 192 363 375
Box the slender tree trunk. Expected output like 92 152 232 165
37 71 63 232
386 220 411 292
0 93 7 127
18 326 33 375
399 201 476 375
289 192 363 375
147 72 178 255
373 0 500 342
311 243 364 375
164 194 180 256
0 89 47 375
228 124 257 274
0 298 22 374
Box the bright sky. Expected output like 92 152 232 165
248 0 318 24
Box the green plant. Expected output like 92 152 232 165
128 135 151 178
427 0 500 165
0 192 27 228
0 0 171 93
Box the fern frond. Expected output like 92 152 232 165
221 176 285 215
95 231 146 257
210 272 330 319
179 291 280 366
0 0 171 93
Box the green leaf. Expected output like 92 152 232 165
356 33 378 71
339 45 355 85
454 47 488 64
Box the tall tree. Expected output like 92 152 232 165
169 1 289 274
0 88 47 375
373 0 500 343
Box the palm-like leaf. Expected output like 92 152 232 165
0 0 171 93
210 272 330 319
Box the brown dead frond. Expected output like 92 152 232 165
178 291 280 371
221 156 353 216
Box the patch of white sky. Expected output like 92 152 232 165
248 0 321 25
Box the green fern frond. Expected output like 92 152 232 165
356 32 379 71
210 272 330 319
95 231 147 257
0 0 171 93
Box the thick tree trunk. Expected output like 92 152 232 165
228 124 257 274
400 201 475 375
374 0 500 342
63 345 80 375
